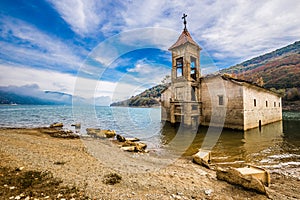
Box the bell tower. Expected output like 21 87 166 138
167 14 202 126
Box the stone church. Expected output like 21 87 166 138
161 16 282 130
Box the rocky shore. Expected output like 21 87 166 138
0 127 299 199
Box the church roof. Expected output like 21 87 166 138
202 74 283 97
168 29 201 50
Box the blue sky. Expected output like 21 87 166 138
0 0 300 103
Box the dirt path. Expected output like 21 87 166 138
0 128 298 199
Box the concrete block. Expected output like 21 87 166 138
216 165 270 194
193 149 211 168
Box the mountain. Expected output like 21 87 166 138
110 84 168 107
0 90 66 105
220 41 300 89
0 90 72 105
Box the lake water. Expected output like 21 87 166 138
0 105 299 177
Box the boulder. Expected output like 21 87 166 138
216 166 268 194
86 128 116 138
86 128 105 138
116 134 126 142
192 149 211 168
102 130 116 138
121 141 147 152
121 146 136 152
135 142 147 152
71 123 81 128
125 137 140 142
50 122 63 128
41 128 79 139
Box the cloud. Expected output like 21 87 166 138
0 64 77 94
127 59 153 74
0 16 83 72
47 0 126 37
198 0 300 63
116 0 300 67
47 0 101 36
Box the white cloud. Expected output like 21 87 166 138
0 16 83 71
127 59 153 74
116 0 300 67
0 64 76 94
48 0 103 36
0 63 157 103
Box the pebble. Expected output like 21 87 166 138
204 189 213 195
9 186 16 190
14 196 21 200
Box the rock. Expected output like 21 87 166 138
71 123 81 128
125 137 140 142
41 128 79 139
121 140 136 147
50 122 63 128
121 141 147 152
86 128 116 138
102 129 116 138
121 146 136 152
116 134 126 142
15 166 24 171
216 167 267 194
192 149 211 168
86 128 105 138
135 142 147 152
204 189 213 195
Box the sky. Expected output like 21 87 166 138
0 0 300 103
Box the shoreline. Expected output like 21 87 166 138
0 127 299 199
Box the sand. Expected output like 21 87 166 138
0 128 299 199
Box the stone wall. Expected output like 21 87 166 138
201 76 244 129
243 84 282 130
161 87 172 122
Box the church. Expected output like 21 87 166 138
161 15 282 130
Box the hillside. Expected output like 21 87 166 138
0 90 72 105
110 84 168 107
221 41 300 89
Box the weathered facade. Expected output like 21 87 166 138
161 24 282 131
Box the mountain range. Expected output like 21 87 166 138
220 41 300 89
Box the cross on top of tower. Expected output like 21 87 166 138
182 13 187 31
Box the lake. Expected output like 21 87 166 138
0 105 299 177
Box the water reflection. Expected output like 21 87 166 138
160 121 285 167
283 120 300 149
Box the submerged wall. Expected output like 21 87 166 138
243 85 282 130
201 76 244 130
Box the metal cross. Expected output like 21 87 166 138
182 13 187 30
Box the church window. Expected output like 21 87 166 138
279 102 281 107
274 102 276 107
266 101 268 107
191 86 196 101
190 56 197 79
218 95 224 105
254 99 256 107
176 57 183 77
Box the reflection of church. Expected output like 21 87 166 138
161 15 282 130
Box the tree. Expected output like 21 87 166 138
256 77 264 87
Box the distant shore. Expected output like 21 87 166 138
0 127 299 199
